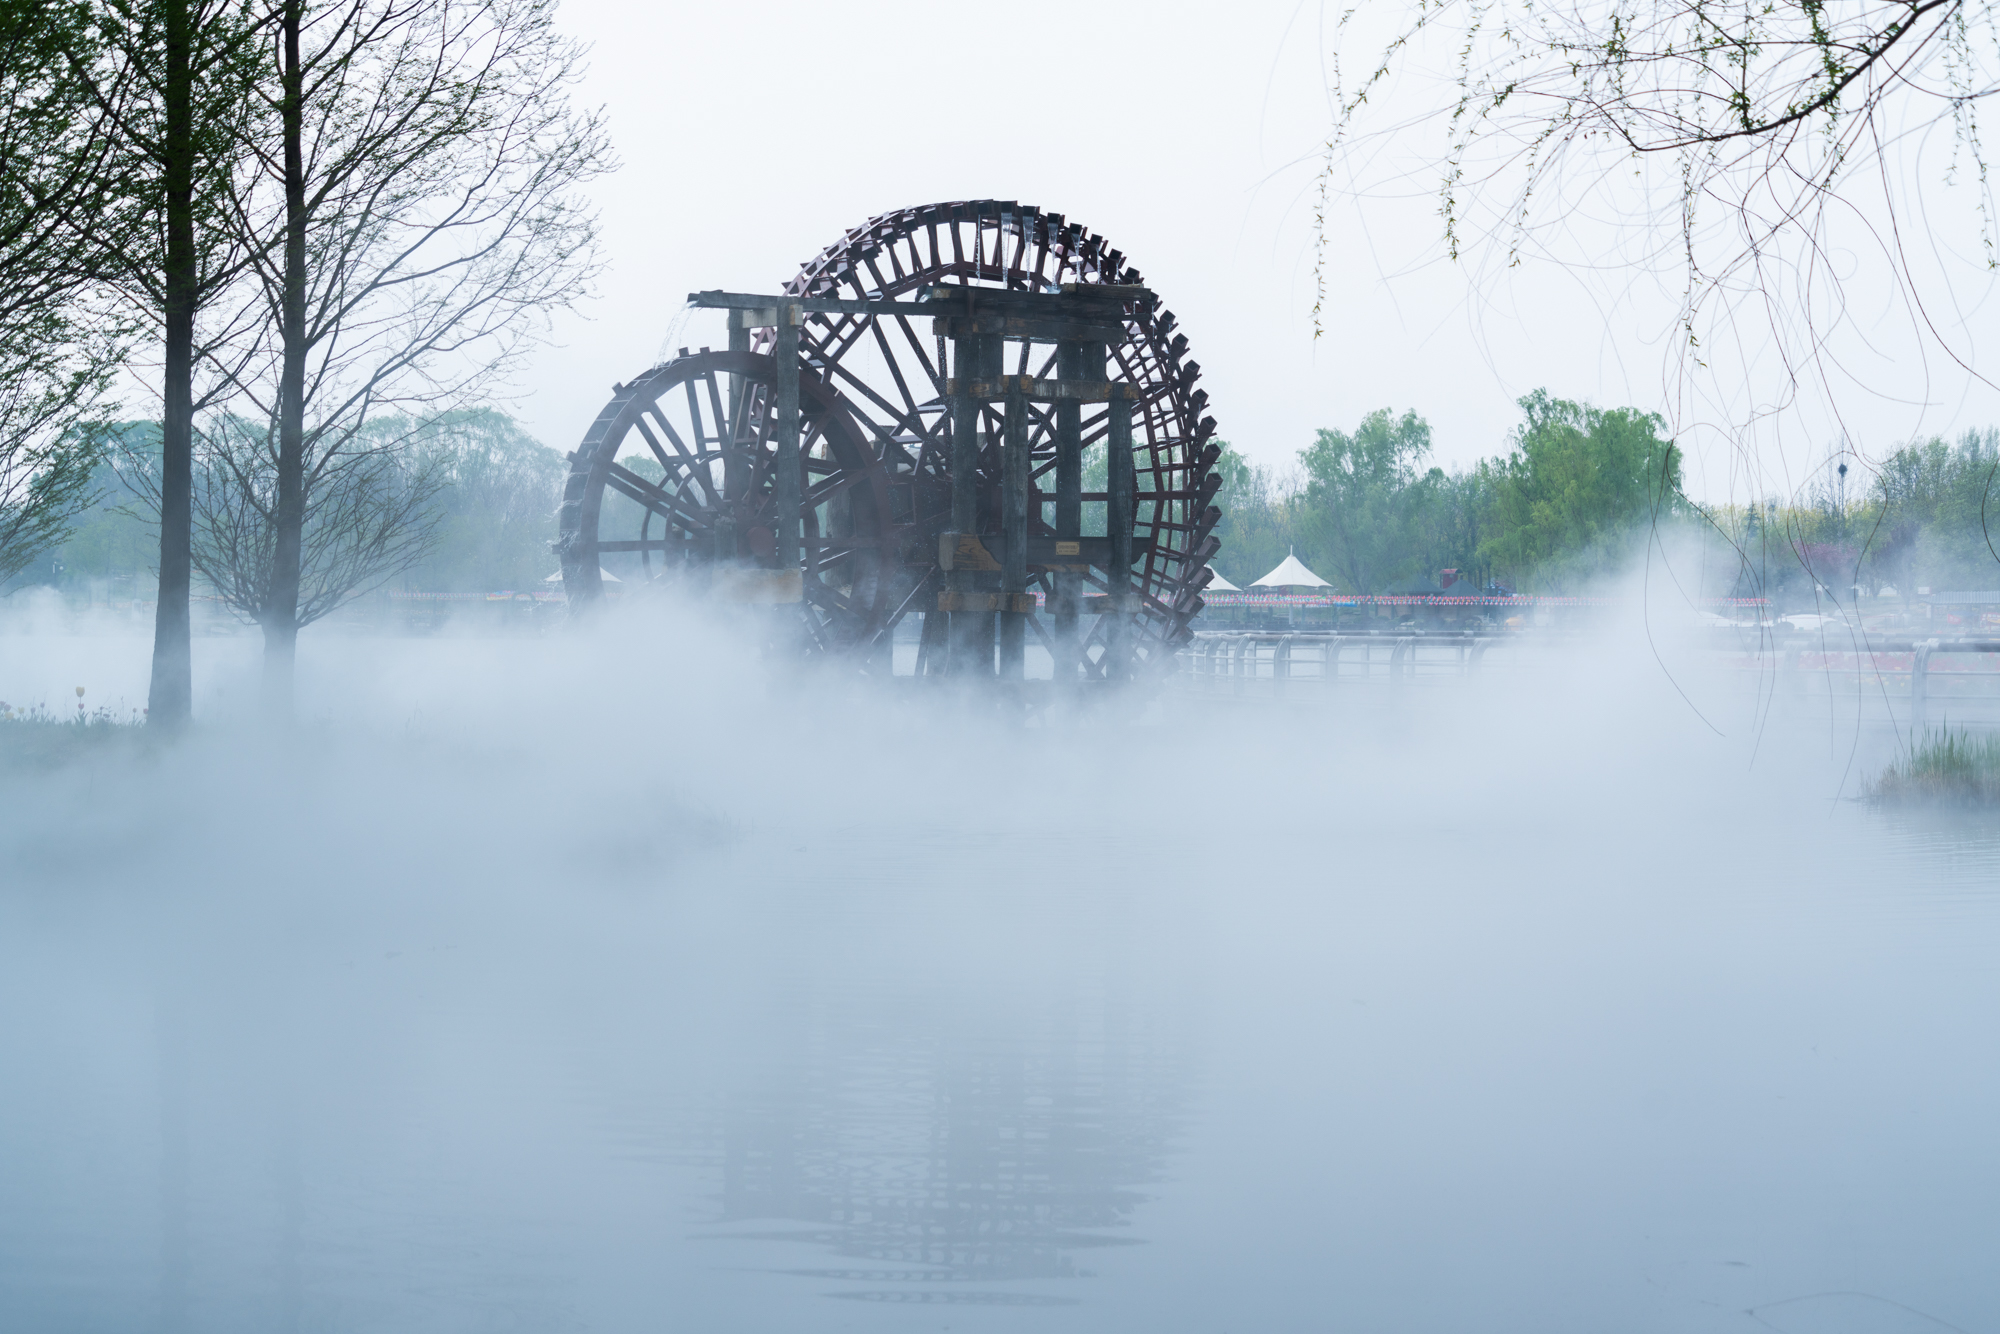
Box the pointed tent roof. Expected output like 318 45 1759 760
1251 549 1332 590
1206 569 1241 592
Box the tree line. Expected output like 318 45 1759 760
1711 430 2000 605
0 0 606 724
1212 390 1686 595
21 407 567 601
1214 393 2000 606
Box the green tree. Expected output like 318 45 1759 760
1296 408 1439 593
30 422 162 594
0 2 132 583
1208 443 1294 586
401 410 566 592
1868 429 2000 591
1480 390 1683 591
1411 461 1498 590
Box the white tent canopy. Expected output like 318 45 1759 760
1206 569 1241 592
1250 550 1331 589
545 568 622 584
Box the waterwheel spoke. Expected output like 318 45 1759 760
702 369 731 466
644 403 723 508
804 467 868 511
809 339 932 441
680 374 726 504
890 313 942 393
802 577 861 619
868 317 921 420
743 395 776 498
606 460 711 530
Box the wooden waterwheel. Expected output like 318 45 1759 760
557 200 1221 674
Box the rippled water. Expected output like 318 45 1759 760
1 627 1996 1333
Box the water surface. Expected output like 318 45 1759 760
1 627 1994 1333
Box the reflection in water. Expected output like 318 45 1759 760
698 985 1186 1303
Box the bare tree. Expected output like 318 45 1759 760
183 413 445 629
1326 4 1995 267
204 0 607 714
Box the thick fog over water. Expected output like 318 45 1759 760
2 604 1996 1334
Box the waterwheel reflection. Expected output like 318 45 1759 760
699 986 1187 1305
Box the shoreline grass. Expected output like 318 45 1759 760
1871 727 2000 806
0 702 152 769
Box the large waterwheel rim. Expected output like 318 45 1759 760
758 201 1221 670
557 349 895 641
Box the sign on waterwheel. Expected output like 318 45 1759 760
556 200 1222 680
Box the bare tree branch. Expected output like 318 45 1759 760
191 0 609 711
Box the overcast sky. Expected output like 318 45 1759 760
515 0 2000 503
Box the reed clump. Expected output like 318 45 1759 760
1871 727 2000 806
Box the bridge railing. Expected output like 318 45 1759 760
1176 631 1511 695
1174 631 2000 728
1730 640 2000 729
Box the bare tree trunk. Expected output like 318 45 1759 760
148 0 196 731
263 0 307 720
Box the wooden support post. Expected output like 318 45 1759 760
972 585 996 673
916 600 949 674
999 381 1029 680
717 324 750 565
1913 640 1934 731
1106 384 1135 682
973 333 1005 675
947 333 986 676
1054 341 1098 682
772 304 801 571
